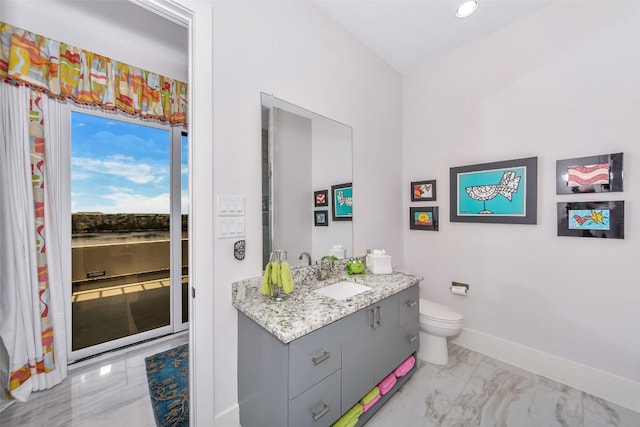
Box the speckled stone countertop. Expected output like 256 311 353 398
232 262 423 344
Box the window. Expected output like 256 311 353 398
70 110 187 355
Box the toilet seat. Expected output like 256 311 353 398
420 315 463 329
419 299 463 323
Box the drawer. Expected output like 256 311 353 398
398 318 420 362
289 369 341 427
289 320 341 399
398 285 419 327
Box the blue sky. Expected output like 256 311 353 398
71 111 188 214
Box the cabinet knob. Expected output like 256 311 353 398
311 350 330 365
311 402 330 421
406 300 417 308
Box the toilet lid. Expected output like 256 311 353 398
421 299 463 322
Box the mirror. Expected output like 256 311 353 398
261 93 353 268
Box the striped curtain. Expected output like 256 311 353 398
0 22 188 125
0 21 187 401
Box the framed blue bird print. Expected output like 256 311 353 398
450 157 537 224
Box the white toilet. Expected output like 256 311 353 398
417 298 464 365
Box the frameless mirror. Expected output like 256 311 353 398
261 93 353 268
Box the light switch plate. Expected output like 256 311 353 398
218 217 245 239
217 196 245 216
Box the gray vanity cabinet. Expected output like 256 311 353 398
237 283 420 427
341 288 411 411
340 284 420 412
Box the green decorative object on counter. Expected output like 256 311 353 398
347 259 365 275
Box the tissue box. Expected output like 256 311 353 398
366 254 392 275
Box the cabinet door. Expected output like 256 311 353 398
373 294 399 384
398 285 419 327
341 306 374 411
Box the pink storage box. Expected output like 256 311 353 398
378 373 397 395
393 355 415 378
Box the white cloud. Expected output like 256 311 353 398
73 191 170 214
72 155 166 184
72 171 92 180
108 153 134 162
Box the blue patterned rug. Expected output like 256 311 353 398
145 344 189 427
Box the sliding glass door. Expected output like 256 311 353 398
68 110 188 360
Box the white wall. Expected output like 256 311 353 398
211 1 402 422
403 1 640 410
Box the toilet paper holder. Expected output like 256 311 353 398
450 282 469 295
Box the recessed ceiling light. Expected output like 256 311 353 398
456 0 478 18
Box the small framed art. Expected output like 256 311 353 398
314 189 328 207
556 153 623 194
410 207 439 231
314 210 328 226
411 180 436 201
331 182 353 221
557 201 624 239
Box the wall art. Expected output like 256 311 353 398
409 206 439 231
411 179 436 201
450 157 537 224
331 182 352 221
557 201 624 239
314 210 329 226
314 189 328 207
556 152 623 194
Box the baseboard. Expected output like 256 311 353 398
0 399 14 414
68 330 188 370
451 328 640 413
215 403 240 427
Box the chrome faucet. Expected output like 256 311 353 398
298 252 311 266
318 255 333 280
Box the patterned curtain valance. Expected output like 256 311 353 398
0 22 187 126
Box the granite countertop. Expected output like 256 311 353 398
232 263 423 344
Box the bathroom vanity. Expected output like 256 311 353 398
233 267 422 427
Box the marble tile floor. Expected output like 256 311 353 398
366 343 640 427
0 332 188 427
2 339 638 427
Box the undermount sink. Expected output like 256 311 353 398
314 281 372 301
